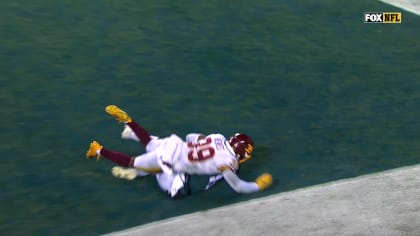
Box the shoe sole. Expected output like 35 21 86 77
105 105 130 123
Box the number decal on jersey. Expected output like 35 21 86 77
187 137 215 161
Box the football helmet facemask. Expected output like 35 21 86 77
228 133 254 164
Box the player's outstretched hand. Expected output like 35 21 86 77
255 173 273 190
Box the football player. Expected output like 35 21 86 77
86 105 273 198
115 128 239 192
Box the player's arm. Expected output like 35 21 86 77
219 167 273 194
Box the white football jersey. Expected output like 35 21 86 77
174 133 239 175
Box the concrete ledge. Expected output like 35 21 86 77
379 0 420 15
106 164 420 236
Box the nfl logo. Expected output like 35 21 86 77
364 12 402 23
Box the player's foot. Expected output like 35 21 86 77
105 105 132 123
111 166 137 180
86 141 103 160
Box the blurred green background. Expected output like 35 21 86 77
0 0 419 235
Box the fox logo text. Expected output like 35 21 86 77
364 12 401 23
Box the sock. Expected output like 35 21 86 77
100 148 133 167
127 120 151 146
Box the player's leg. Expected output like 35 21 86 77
132 151 162 173
105 105 151 146
155 172 173 194
86 140 134 167
170 173 190 199
156 172 190 199
86 140 163 173
132 144 190 198
125 120 151 146
121 125 162 153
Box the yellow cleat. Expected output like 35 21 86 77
86 140 103 160
105 105 132 123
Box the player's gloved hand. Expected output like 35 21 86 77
255 173 273 190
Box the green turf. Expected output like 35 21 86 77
0 0 419 235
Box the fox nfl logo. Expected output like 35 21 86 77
364 12 401 23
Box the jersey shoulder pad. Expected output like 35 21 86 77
185 133 205 143
208 133 227 141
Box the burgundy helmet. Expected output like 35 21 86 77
229 133 254 164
